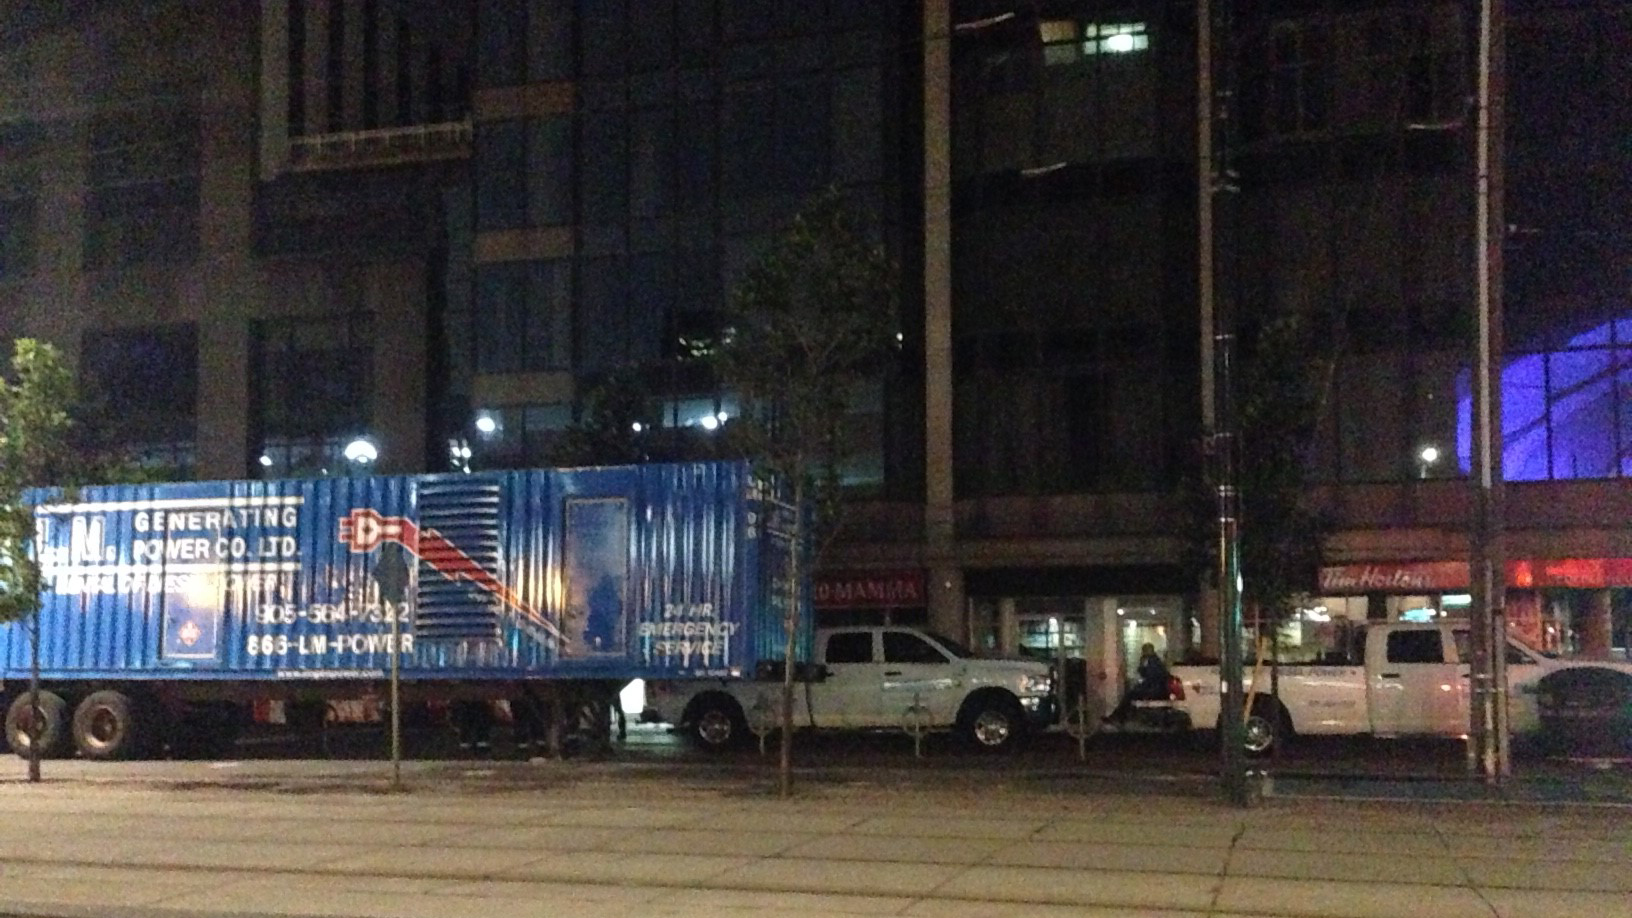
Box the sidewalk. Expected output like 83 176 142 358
1 763 1629 918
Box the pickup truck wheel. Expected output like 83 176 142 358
1240 703 1288 757
961 696 1024 752
5 691 71 759
687 695 747 751
71 691 141 761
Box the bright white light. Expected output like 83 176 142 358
631 421 643 433
715 411 729 424
700 415 719 431
1104 32 1138 52
475 414 498 435
1419 445 1441 464
343 438 378 464
1116 608 1125 616
258 454 273 468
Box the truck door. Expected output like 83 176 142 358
1370 628 1461 735
816 630 881 728
1452 630 1547 734
880 629 961 729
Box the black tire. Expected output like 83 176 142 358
72 690 142 761
686 694 747 751
6 691 71 759
1240 701 1289 758
959 693 1025 753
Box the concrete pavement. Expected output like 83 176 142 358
0 763 1629 918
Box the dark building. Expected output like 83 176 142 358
2 1 1628 684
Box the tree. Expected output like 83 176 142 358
1183 312 1333 652
544 367 662 467
0 339 80 782
710 188 898 797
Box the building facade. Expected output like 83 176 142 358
2 1 1627 686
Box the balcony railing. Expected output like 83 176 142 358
288 119 472 172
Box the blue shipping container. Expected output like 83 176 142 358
1 461 807 685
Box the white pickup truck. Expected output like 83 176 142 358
643 626 1056 752
1167 621 1632 755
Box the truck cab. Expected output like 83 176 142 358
645 625 1056 752
1168 621 1624 754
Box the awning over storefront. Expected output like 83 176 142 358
1319 559 1632 593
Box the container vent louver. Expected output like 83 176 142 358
413 479 502 640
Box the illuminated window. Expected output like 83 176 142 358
1040 20 1149 65
1084 22 1148 55
1040 20 1080 65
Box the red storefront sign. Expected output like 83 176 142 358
813 570 925 609
1319 559 1632 593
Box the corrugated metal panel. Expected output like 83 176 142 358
0 461 808 684
414 477 503 641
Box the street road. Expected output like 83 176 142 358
2 752 1630 918
228 717 1621 786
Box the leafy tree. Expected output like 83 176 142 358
710 188 898 797
0 339 83 781
544 367 663 467
1182 312 1332 654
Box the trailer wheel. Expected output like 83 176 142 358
72 691 141 761
6 691 71 759
686 694 747 751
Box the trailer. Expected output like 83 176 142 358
0 460 804 760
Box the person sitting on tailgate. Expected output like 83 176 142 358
1104 642 1172 725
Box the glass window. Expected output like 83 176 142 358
630 108 675 219
477 0 526 87
85 101 200 269
884 631 948 665
475 260 571 374
1039 20 1080 66
675 103 716 206
1084 22 1148 56
80 324 198 477
628 0 675 72
1547 349 1617 479
824 631 873 664
527 0 574 81
526 117 572 225
476 120 526 229
251 314 372 478
1386 629 1444 665
580 0 627 78
721 83 774 197
777 77 829 193
577 256 628 372
580 110 628 224
0 196 35 280
832 67 882 184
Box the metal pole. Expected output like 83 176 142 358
1217 334 1247 806
28 610 41 783
390 598 402 791
1199 0 1247 806
1477 0 1510 781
